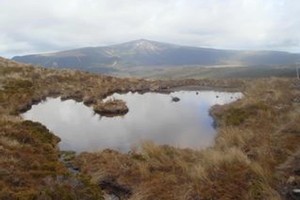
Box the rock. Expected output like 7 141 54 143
171 96 180 102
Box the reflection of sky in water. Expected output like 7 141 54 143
22 91 242 152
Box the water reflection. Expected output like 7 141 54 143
22 91 242 152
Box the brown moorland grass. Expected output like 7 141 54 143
1 56 299 199
0 57 244 199
75 78 300 200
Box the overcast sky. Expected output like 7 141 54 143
1 0 300 58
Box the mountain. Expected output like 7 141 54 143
12 39 300 75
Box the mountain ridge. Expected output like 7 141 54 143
12 39 300 74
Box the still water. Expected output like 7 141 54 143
22 91 242 152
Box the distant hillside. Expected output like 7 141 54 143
12 39 300 70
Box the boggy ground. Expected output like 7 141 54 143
1 57 300 200
75 79 300 200
0 57 243 199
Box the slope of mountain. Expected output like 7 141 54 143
12 39 300 75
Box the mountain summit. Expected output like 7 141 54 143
132 39 163 52
114 39 170 53
12 39 300 73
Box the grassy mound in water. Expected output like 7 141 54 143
94 99 129 117
1 57 299 199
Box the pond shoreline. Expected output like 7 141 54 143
18 82 243 117
22 90 242 153
160 84 242 93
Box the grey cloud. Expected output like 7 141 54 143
1 0 300 58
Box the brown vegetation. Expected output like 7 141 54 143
0 57 244 199
76 78 300 199
1 56 299 199
94 99 129 117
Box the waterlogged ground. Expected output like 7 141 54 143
22 91 242 152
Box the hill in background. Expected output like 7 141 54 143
12 39 300 78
